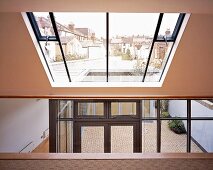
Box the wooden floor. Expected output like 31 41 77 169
32 137 49 153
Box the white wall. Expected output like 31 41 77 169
169 100 187 117
168 100 213 152
0 99 49 152
191 101 213 152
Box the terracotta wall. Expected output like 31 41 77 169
0 0 213 13
0 7 212 96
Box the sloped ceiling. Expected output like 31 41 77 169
0 0 213 13
0 0 213 97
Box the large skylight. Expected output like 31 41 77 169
25 12 188 87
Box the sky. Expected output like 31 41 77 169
34 12 179 38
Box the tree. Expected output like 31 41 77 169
126 49 131 58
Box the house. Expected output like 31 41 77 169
110 37 123 55
0 0 213 169
58 36 86 60
133 36 152 59
75 27 95 41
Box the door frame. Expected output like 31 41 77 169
74 121 140 153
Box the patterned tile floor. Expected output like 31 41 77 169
81 121 202 153
142 121 202 153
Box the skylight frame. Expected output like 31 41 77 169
25 12 187 87
49 12 72 82
141 13 164 82
156 14 185 42
27 12 57 41
27 12 72 82
143 13 186 82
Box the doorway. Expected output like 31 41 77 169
75 122 140 153
51 100 141 153
74 100 140 153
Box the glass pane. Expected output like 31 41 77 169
58 100 73 118
160 100 169 117
33 12 55 36
58 121 73 153
78 102 104 116
161 100 187 118
59 100 68 110
111 102 136 116
191 120 212 153
144 42 173 82
81 126 104 153
142 120 157 152
161 120 187 152
40 41 69 82
54 12 106 82
158 13 179 37
109 13 159 82
111 126 133 153
191 100 213 117
142 100 157 118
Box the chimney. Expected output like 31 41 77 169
165 28 171 36
91 33 96 42
68 22 75 32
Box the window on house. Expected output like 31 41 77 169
26 12 187 86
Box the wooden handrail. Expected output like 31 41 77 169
0 153 213 160
0 95 212 99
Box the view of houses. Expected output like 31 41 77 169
35 13 172 82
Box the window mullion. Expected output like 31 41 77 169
27 12 55 82
187 99 191 153
39 36 57 41
106 12 109 82
27 12 43 40
172 13 185 41
49 12 72 82
157 99 161 153
142 13 164 82
158 42 175 81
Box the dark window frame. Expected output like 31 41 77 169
142 13 186 82
51 99 213 153
74 122 140 153
74 100 106 119
27 12 186 84
26 12 57 41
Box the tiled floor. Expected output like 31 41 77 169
81 121 202 153
34 121 202 153
142 121 202 153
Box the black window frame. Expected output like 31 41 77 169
74 100 106 119
27 12 72 82
27 12 186 84
50 99 213 153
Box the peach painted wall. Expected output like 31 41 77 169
0 0 213 13
0 11 212 96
